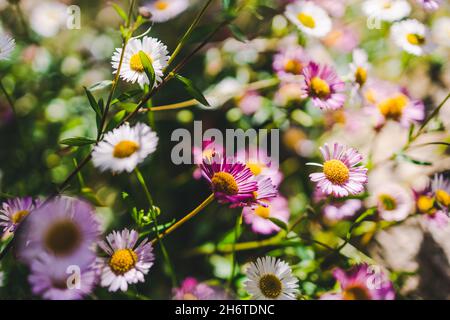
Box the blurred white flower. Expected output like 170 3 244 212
285 1 332 38
30 2 68 37
143 0 189 23
362 0 411 22
391 19 433 56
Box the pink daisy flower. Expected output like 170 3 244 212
172 277 230 300
0 197 40 232
273 47 309 80
321 264 395 300
308 143 368 198
323 199 363 222
301 62 346 110
192 139 223 180
200 155 258 206
243 196 290 235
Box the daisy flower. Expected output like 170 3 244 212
0 34 15 61
323 199 363 222
362 0 411 22
272 46 309 80
28 253 97 300
172 277 229 300
349 49 370 88
284 1 332 38
243 196 290 235
372 184 413 222
391 19 433 56
143 0 189 23
92 123 158 173
414 176 449 228
244 256 299 300
200 155 258 206
17 197 100 267
301 62 346 110
308 143 368 198
431 174 450 209
98 229 154 292
112 36 169 87
416 0 442 11
0 197 39 232
321 264 395 300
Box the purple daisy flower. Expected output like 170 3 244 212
17 196 100 268
28 253 97 300
416 0 442 11
98 229 154 292
323 199 362 222
243 196 290 235
172 277 229 300
301 62 346 110
321 264 395 300
0 197 40 232
308 143 368 198
200 155 258 206
273 47 309 80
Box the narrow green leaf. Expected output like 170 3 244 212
60 137 97 147
396 153 433 166
106 110 127 132
88 80 113 92
228 24 247 42
174 74 210 106
138 50 155 89
269 217 288 231
111 89 142 105
111 3 128 22
84 87 101 117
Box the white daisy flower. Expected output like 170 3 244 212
144 0 189 23
285 2 332 38
349 48 370 87
92 123 158 173
98 229 154 292
372 184 413 222
391 19 432 56
0 34 15 61
30 2 67 38
112 36 169 87
362 0 411 22
244 256 299 300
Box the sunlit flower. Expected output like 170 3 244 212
373 184 413 222
362 0 411 22
243 196 290 235
98 229 154 292
0 34 15 61
321 264 395 300
200 155 258 206
28 253 97 300
244 256 299 300
272 47 309 80
17 197 100 267
349 49 370 88
172 277 229 300
143 0 189 23
414 175 449 228
92 123 158 173
308 143 368 198
416 0 442 11
112 36 169 87
0 197 39 232
391 19 432 56
30 2 67 38
431 174 450 210
285 1 332 38
301 62 346 110
323 199 363 222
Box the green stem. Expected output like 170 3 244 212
228 214 241 290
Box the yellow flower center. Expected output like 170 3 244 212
406 33 425 46
417 195 435 214
247 163 264 176
297 13 315 29
378 194 397 211
44 220 82 257
377 94 408 120
436 189 450 207
109 248 138 275
364 89 377 105
284 59 303 75
343 285 370 300
11 210 29 224
323 159 349 185
113 140 140 159
155 0 169 10
129 53 152 72
259 274 283 299
211 172 239 195
355 67 367 86
310 77 331 99
255 205 271 219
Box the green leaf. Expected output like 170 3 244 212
111 3 128 23
84 87 102 117
138 50 155 89
174 74 210 106
396 153 433 166
111 89 142 106
60 137 97 147
269 217 288 231
106 110 127 132
228 24 247 42
88 80 113 92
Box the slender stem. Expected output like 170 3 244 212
147 99 198 111
151 194 215 245
134 168 154 206
165 0 214 69
0 80 17 115
228 214 241 290
14 3 30 39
